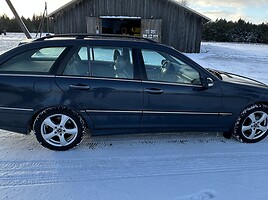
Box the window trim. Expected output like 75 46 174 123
142 80 203 88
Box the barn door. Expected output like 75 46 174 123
86 17 101 34
141 19 162 42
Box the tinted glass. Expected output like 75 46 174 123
0 47 65 73
141 49 201 85
63 47 89 76
90 47 134 79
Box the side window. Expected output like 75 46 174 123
141 49 201 85
0 47 65 73
142 50 165 67
90 47 134 79
63 47 89 76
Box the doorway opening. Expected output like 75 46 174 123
101 16 141 36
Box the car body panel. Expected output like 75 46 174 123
55 76 143 129
0 74 64 133
0 36 267 137
141 80 224 128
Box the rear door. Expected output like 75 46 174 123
55 45 143 130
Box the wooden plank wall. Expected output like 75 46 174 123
52 0 204 53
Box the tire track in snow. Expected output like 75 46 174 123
1 152 268 187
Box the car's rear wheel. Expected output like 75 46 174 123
34 107 86 150
234 104 268 143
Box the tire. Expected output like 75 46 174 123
233 104 268 143
223 131 232 139
33 107 86 151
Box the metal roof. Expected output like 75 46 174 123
49 0 83 17
169 0 210 21
49 0 210 21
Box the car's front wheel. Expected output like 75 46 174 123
33 107 86 150
234 104 268 143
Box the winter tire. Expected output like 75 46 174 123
34 107 86 150
234 104 268 143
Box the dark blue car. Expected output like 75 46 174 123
0 34 267 150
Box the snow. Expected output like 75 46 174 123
187 42 268 85
1 34 268 200
100 16 142 19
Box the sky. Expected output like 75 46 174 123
0 0 267 24
187 0 268 24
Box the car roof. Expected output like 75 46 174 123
33 34 158 44
0 33 174 63
14 33 175 55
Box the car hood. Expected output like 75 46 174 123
207 68 268 88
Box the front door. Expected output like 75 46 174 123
139 49 223 130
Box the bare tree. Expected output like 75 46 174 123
179 0 187 6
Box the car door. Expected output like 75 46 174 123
55 45 143 130
139 48 223 131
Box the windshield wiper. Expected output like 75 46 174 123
207 69 222 80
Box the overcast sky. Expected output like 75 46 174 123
0 0 267 24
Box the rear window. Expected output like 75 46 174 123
0 47 66 73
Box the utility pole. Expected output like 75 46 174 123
46 2 49 33
5 0 32 39
36 2 49 37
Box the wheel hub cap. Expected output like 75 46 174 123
41 114 78 147
242 111 268 140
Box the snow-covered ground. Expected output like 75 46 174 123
0 33 268 200
188 42 268 85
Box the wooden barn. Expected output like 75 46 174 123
49 0 210 53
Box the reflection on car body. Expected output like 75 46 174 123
0 34 267 150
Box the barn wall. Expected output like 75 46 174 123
51 0 205 53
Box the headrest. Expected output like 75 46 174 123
113 50 121 61
115 55 127 70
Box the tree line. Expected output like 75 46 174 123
1 14 268 44
202 19 268 43
0 14 50 33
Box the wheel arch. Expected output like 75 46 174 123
257 101 268 107
233 102 268 143
27 106 92 134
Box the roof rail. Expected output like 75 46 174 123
34 34 158 43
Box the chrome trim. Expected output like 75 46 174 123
55 75 142 83
0 106 33 112
84 109 232 116
143 111 219 115
219 112 233 116
85 110 142 114
142 80 203 87
0 74 55 78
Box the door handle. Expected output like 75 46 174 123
145 88 163 94
69 84 90 90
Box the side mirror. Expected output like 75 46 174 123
202 77 214 89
